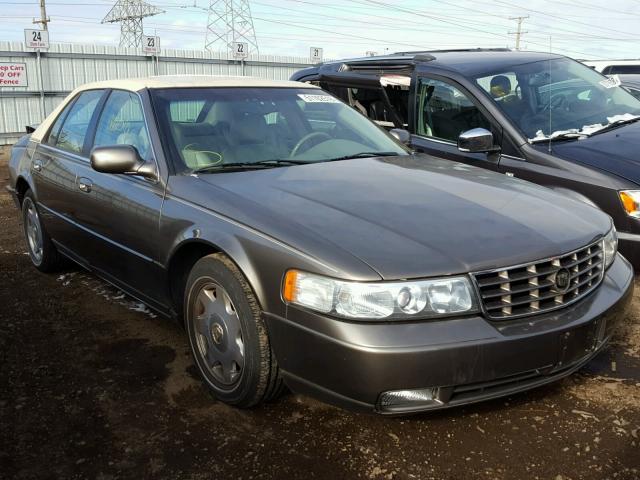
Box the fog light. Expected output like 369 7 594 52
378 388 442 413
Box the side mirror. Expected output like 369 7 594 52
389 128 411 145
457 128 501 154
90 145 157 180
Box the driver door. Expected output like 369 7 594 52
410 76 502 171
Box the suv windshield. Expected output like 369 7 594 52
474 57 640 142
150 87 407 172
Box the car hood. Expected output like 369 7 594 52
194 155 611 280
540 121 640 185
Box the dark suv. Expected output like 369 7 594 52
292 49 640 267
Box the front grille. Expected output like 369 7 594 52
473 240 604 320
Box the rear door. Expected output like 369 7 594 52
410 75 502 171
30 89 106 258
71 89 168 309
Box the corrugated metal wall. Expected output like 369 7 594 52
0 41 314 144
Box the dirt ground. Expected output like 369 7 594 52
1 144 639 480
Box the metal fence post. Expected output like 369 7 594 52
36 49 45 120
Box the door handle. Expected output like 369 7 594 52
33 160 43 172
78 178 93 193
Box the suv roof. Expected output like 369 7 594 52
295 49 566 79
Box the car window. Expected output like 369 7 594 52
603 65 640 75
170 100 206 123
47 99 76 147
52 90 103 154
93 90 152 161
150 87 408 171
628 87 640 101
416 78 491 142
348 87 396 127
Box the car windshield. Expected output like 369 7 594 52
150 87 408 172
474 57 640 142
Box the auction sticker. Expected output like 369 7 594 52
0 63 28 87
298 93 341 103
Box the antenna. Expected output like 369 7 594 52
102 0 164 48
205 0 259 54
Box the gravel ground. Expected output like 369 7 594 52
1 144 639 480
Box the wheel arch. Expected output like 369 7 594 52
14 176 32 205
166 238 266 325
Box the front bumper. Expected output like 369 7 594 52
265 254 634 414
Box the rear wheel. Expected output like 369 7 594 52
21 190 64 272
184 253 283 407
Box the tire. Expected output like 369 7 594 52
184 253 283 407
21 190 64 273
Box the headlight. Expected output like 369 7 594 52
603 226 618 269
282 270 478 320
619 190 640 218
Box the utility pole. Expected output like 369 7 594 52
33 0 50 30
205 0 259 54
508 16 529 51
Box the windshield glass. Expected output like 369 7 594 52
474 57 640 141
150 87 407 172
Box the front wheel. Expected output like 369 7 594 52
184 253 283 407
21 190 64 272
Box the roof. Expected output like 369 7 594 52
78 75 318 92
296 50 567 79
30 75 318 143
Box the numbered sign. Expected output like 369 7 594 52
233 42 249 60
24 29 49 50
143 35 161 54
310 47 323 63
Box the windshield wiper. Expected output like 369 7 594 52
192 159 307 174
319 151 401 162
590 116 640 136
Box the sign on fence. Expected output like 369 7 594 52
310 47 323 63
24 29 49 50
233 42 249 60
143 35 160 54
0 63 28 87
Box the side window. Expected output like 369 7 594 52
93 90 152 161
47 100 74 147
52 90 103 154
417 78 491 142
348 87 395 126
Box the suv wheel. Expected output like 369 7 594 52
184 253 283 407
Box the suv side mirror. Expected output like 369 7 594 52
458 128 501 154
389 128 411 145
90 145 157 180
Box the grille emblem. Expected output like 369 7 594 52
554 268 571 292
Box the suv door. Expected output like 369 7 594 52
72 89 167 309
411 76 502 170
30 89 106 257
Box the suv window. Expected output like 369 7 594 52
93 90 152 161
416 78 490 142
50 90 103 154
348 87 395 127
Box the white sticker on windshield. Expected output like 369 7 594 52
298 93 341 103
600 75 621 89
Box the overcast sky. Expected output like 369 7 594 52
0 0 638 61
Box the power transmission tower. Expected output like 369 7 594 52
33 0 50 30
102 0 164 48
205 0 259 55
508 16 529 51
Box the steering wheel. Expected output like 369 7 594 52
183 143 223 168
541 94 569 113
290 132 332 158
